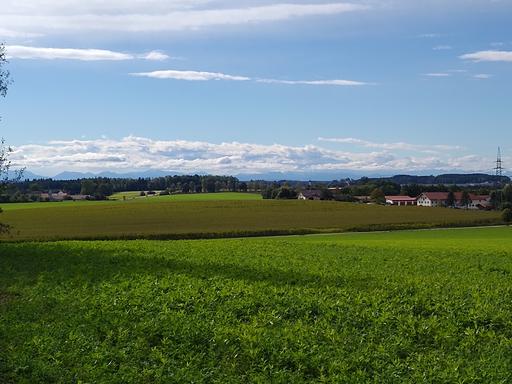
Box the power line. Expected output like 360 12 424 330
495 147 503 178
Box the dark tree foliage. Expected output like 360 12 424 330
0 139 13 232
502 184 512 207
1 44 13 232
502 208 512 224
274 187 297 200
370 188 386 204
0 44 10 98
2 175 247 202
446 191 455 208
387 174 510 185
460 191 471 208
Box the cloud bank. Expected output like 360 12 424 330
0 2 367 36
6 45 169 61
10 136 492 176
318 137 462 152
131 70 368 86
132 70 250 81
423 73 451 77
460 50 512 62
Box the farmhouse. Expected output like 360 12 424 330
385 195 417 206
37 191 91 201
298 190 322 200
70 194 91 201
416 192 447 207
416 192 491 209
39 190 69 201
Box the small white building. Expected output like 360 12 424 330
385 195 417 206
298 190 322 200
40 190 69 201
416 192 491 209
416 192 448 207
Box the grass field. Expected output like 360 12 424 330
0 199 501 241
1 227 511 382
109 191 262 201
0 192 262 211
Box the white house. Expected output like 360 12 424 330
40 190 69 201
416 192 448 207
385 195 417 206
298 190 322 200
416 192 491 209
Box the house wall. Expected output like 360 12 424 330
417 196 433 207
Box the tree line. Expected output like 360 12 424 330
1 175 249 202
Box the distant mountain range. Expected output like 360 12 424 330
9 169 511 184
376 174 510 185
13 169 180 180
11 169 370 181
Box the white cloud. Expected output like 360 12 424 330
0 28 42 38
256 78 369 86
131 70 250 81
6 45 169 61
131 70 369 86
473 73 492 79
423 73 451 77
318 137 462 152
10 136 487 176
433 45 452 50
460 50 512 62
139 51 170 61
418 33 441 38
0 2 368 35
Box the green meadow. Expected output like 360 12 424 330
108 191 262 201
1 227 511 383
0 199 500 241
0 192 262 211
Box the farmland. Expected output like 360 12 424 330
108 191 262 201
1 227 512 382
0 199 501 241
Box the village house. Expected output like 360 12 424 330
353 196 370 203
38 191 91 201
70 194 91 201
385 195 417 206
416 192 491 209
298 190 322 200
39 190 69 201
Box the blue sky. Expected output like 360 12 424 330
1 0 511 178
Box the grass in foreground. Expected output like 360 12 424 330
1 227 512 383
0 200 501 241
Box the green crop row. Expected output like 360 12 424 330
1 227 512 383
0 200 502 241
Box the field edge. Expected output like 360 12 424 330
0 218 503 243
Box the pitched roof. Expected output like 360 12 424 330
300 190 322 198
385 195 417 201
421 192 490 201
421 192 449 201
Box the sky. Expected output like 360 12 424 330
0 0 511 178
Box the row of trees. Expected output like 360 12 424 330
1 175 252 202
1 43 14 232
0 139 13 231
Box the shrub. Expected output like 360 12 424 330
370 188 385 204
501 202 512 210
502 208 512 224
